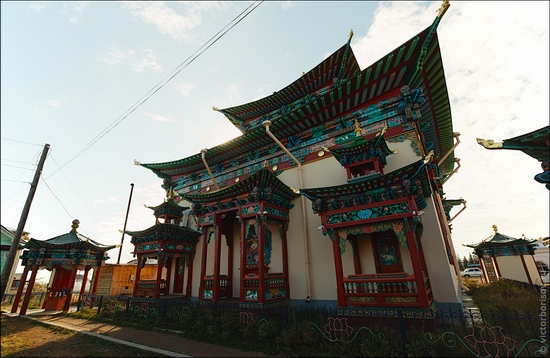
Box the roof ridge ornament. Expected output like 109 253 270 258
349 29 354 41
437 0 450 19
476 138 503 149
71 219 80 233
492 224 498 234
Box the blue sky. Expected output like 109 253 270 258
1 1 548 277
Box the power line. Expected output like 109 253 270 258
0 137 44 147
1 164 36 170
47 1 264 179
40 177 74 222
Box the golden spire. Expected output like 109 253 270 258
492 224 498 234
437 0 450 19
71 219 80 233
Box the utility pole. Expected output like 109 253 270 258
117 183 134 264
1 143 50 300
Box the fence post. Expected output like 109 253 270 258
397 310 408 357
98 295 103 314
126 297 131 313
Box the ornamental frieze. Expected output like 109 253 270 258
325 202 410 226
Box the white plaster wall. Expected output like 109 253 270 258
419 198 460 304
524 256 541 285
497 256 528 282
383 138 422 173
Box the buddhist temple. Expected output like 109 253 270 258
465 225 541 285
135 0 466 317
11 220 116 315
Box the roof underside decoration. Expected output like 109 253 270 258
140 12 455 182
299 158 432 213
181 167 298 214
127 223 201 245
477 126 549 162
477 126 550 189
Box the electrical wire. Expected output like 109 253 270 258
46 1 264 179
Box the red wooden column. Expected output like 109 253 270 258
281 221 290 297
226 219 234 299
519 255 533 284
63 264 79 312
11 265 31 313
257 215 265 303
239 217 247 301
332 229 345 307
492 255 502 277
91 264 102 294
199 226 209 300
79 266 91 296
212 216 222 302
133 256 143 296
19 265 39 315
404 218 429 309
185 254 194 299
154 246 164 298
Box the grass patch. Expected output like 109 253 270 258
464 279 541 313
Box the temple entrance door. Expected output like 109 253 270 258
173 257 185 294
373 233 404 273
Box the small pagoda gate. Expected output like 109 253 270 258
181 166 298 304
126 193 202 298
11 220 116 315
465 225 540 284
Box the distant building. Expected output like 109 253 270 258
465 225 541 285
1 225 28 291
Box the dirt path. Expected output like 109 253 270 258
2 315 266 357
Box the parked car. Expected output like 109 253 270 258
461 267 483 279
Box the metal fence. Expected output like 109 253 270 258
2 291 79 309
77 294 549 357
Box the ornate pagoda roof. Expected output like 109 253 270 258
476 126 550 162
181 166 298 208
139 3 455 180
297 156 433 213
145 198 189 217
326 121 395 167
126 223 201 244
215 34 360 133
22 220 117 251
465 225 537 250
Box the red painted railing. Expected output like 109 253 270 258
342 273 432 308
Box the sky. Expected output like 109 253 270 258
1 1 549 280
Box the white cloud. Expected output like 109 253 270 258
145 112 171 122
96 45 161 72
122 1 224 42
353 1 549 258
178 82 196 96
94 196 119 204
29 3 45 12
133 48 162 72
45 100 60 107
61 1 89 23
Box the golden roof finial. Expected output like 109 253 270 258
71 219 80 232
492 224 498 234
354 119 362 137
437 0 450 19
349 29 354 41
